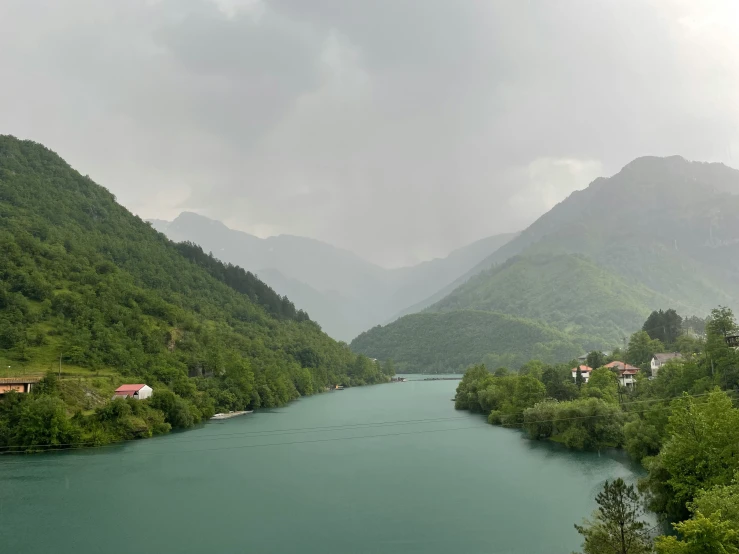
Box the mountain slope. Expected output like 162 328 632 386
0 135 390 416
430 252 668 347
459 156 739 310
153 211 387 299
152 212 516 339
351 156 739 371
385 232 518 319
350 310 582 373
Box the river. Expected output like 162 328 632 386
0 376 644 554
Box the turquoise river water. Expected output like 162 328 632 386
0 376 644 554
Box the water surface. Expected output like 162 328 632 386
0 376 643 553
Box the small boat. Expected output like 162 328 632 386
210 410 253 420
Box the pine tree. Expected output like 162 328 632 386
574 478 652 554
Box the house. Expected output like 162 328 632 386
650 353 682 378
113 384 153 400
727 335 739 349
0 377 41 395
605 361 640 388
571 365 593 383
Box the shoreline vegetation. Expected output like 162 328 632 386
0 371 392 456
453 306 739 552
0 135 394 454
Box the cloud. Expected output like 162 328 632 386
1 0 738 266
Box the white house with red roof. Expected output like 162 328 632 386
113 384 153 400
571 365 593 383
604 361 640 388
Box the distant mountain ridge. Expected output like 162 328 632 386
351 156 739 372
151 213 517 340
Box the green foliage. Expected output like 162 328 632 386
574 478 652 554
523 398 624 450
0 135 388 451
655 512 739 554
351 310 582 373
8 395 82 451
431 253 660 347
626 330 665 367
454 365 546 425
541 364 580 401
586 350 607 370
654 477 739 553
704 307 739 389
682 315 708 336
641 390 739 520
623 405 668 462
583 367 620 403
643 309 683 346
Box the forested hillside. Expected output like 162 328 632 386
350 310 582 373
352 156 739 372
430 253 668 346
0 135 390 449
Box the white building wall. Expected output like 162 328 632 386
136 385 153 400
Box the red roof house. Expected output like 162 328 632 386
113 384 153 400
571 365 593 383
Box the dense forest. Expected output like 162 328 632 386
351 310 583 373
453 306 739 551
0 135 392 452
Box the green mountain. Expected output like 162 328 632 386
431 252 667 347
350 310 583 373
351 156 739 372
152 212 516 340
0 135 390 419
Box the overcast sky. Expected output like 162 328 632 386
1 0 738 267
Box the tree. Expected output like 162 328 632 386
382 359 396 376
706 306 739 339
704 307 739 389
542 365 579 401
655 476 739 553
494 366 510 377
519 359 545 380
587 351 607 370
655 512 739 554
642 390 739 519
574 478 652 554
643 309 683 346
683 315 708 337
626 331 664 367
584 367 619 403
576 366 585 389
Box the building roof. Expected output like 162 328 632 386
0 377 41 384
653 353 682 363
572 365 593 373
604 361 639 371
115 384 147 392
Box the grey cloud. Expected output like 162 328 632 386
1 0 737 266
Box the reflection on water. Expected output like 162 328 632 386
0 377 649 554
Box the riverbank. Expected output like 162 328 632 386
0 373 391 455
0 376 644 554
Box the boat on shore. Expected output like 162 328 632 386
210 410 253 420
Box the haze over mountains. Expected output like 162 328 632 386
352 156 739 372
150 213 516 341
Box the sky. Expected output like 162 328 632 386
1 0 738 267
